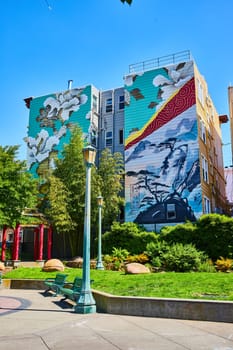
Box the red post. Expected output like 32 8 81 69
1 225 7 261
47 225 52 260
13 224 20 261
38 224 44 261
34 228 39 261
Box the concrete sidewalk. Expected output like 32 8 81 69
0 288 233 350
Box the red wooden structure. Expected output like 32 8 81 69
0 210 52 262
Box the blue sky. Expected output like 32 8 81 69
1 0 233 165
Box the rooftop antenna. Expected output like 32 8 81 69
44 0 52 10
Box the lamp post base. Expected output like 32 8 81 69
74 290 96 314
74 304 96 314
96 261 105 270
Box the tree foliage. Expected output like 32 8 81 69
160 214 233 260
45 127 124 257
96 148 124 228
102 221 158 254
45 127 86 256
0 145 38 227
120 0 132 4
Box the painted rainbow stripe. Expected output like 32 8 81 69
125 77 196 150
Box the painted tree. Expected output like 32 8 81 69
0 145 38 228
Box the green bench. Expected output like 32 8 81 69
59 277 94 302
44 273 68 296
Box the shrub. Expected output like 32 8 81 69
162 243 207 272
159 214 233 261
0 248 12 261
197 259 216 273
160 221 197 245
126 253 149 264
111 247 130 262
215 257 233 272
145 240 170 258
102 221 158 254
195 214 233 260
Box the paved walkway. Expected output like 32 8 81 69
0 288 233 350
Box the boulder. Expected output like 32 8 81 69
0 262 5 272
125 262 150 274
66 257 83 268
42 259 64 272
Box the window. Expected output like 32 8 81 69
91 129 97 147
197 79 204 105
119 129 123 145
105 98 112 113
204 197 211 214
119 95 124 110
200 119 206 143
167 204 176 219
105 131 112 147
92 95 97 113
201 155 209 183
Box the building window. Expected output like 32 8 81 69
204 196 211 214
119 129 124 145
91 129 97 147
167 203 176 220
200 119 206 143
105 98 112 113
105 131 113 147
201 155 209 183
93 95 97 113
197 79 204 105
119 95 124 110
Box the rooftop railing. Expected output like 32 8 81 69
128 50 192 74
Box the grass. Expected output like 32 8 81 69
3 267 233 301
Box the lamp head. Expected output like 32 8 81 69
82 145 96 166
97 195 103 207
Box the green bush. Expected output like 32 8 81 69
111 247 130 262
198 259 216 272
101 222 158 254
145 240 170 258
0 248 12 261
159 214 233 260
160 221 197 245
161 243 207 272
195 214 233 260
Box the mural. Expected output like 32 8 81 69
25 86 97 178
124 61 202 225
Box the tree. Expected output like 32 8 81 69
45 127 124 257
97 148 124 228
46 127 87 256
0 145 38 227
120 0 132 4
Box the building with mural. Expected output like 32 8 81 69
24 51 228 231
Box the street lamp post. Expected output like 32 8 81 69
96 195 104 270
75 145 96 314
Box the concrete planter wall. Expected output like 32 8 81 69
2 279 233 323
93 290 233 323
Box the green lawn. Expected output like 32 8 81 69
3 267 233 301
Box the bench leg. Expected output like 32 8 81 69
44 287 51 294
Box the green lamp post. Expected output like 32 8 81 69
75 145 96 314
96 195 104 270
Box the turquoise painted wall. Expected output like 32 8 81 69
26 86 92 178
